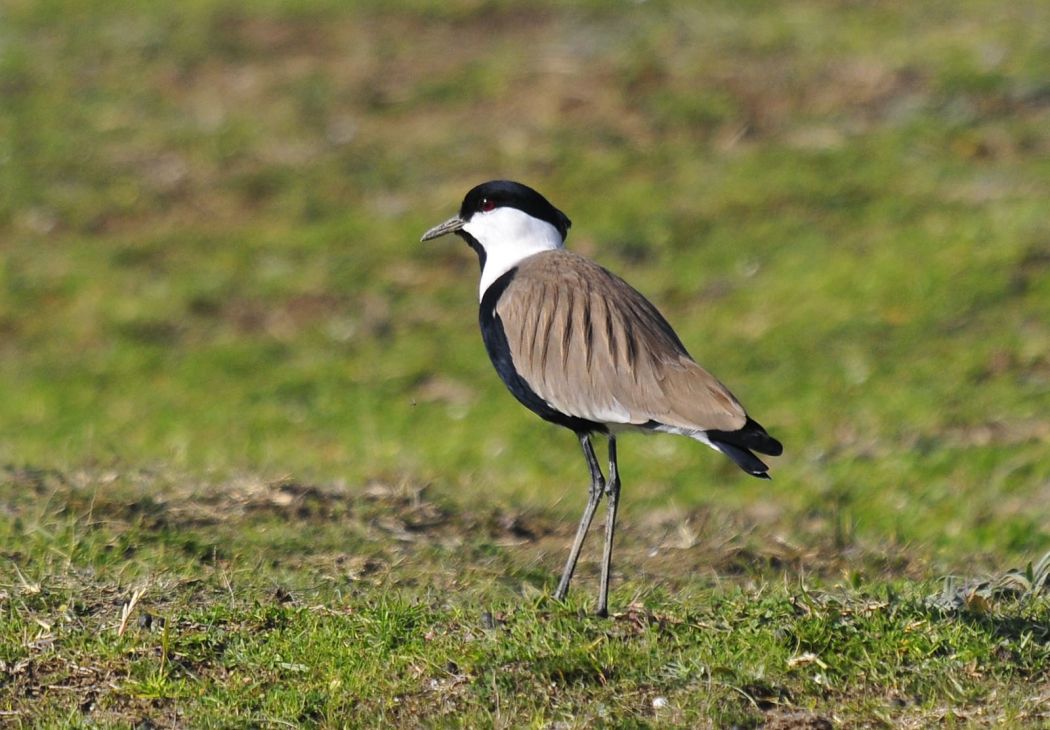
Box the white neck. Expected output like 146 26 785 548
465 207 565 300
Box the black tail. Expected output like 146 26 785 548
708 416 783 479
713 441 771 479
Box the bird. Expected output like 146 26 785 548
421 180 782 616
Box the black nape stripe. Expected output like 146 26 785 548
480 268 606 436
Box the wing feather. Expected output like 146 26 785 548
495 250 746 431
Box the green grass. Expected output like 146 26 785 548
1 0 1049 725
2 472 1048 726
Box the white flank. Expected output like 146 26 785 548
648 423 722 452
573 397 633 425
571 410 723 452
466 207 565 300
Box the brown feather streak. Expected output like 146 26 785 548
537 283 554 386
603 296 618 369
623 317 638 383
560 285 574 372
582 292 594 373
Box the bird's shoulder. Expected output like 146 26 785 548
501 250 657 316
507 249 606 285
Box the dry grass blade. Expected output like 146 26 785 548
117 585 148 637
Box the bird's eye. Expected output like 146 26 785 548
481 198 496 212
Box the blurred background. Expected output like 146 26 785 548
2 0 1048 568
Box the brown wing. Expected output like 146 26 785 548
495 250 747 432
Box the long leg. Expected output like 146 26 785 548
596 435 621 617
554 433 605 601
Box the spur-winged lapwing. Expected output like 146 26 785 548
422 180 782 616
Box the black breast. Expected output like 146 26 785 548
479 268 606 435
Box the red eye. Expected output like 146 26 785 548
481 198 496 212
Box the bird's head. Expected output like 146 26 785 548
421 180 572 298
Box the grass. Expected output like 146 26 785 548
1 0 1049 725
2 471 1048 727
